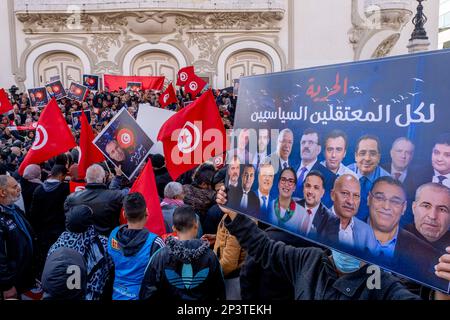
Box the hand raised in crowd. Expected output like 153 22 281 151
115 165 123 177
216 186 238 220
435 247 450 282
201 234 217 247
3 286 17 300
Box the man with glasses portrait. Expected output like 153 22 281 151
367 176 449 292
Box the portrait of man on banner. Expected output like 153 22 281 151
45 80 67 100
93 108 154 180
27 87 48 108
83 74 99 91
224 50 450 293
71 110 91 131
68 82 89 102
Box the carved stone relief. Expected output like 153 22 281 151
371 33 400 58
15 9 286 81
88 34 121 59
92 61 120 75
175 11 284 30
186 32 219 60
16 12 131 34
348 0 412 60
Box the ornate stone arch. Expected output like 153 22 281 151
23 41 92 88
215 40 284 88
121 42 188 76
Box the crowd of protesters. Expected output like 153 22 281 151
0 84 449 301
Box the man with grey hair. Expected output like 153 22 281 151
0 175 34 299
20 164 42 218
65 164 124 236
160 182 202 237
406 182 450 252
160 182 185 234
268 128 294 173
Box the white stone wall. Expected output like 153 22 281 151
0 0 441 91
14 0 286 12
0 1 15 89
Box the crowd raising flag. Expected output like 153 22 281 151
157 89 227 180
158 83 178 108
18 98 77 175
119 159 166 236
0 88 13 114
78 110 105 180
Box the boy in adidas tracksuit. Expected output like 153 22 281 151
108 193 165 300
139 205 225 300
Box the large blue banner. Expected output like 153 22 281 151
226 49 450 293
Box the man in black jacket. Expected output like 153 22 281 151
29 164 70 278
19 164 42 219
0 175 34 299
240 227 315 300
140 205 225 300
216 186 450 300
64 164 124 236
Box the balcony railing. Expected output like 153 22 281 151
15 0 285 12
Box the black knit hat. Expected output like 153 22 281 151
65 205 94 233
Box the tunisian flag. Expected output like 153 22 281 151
104 75 165 91
157 90 226 180
158 83 178 108
184 75 207 98
119 160 166 236
0 88 13 114
78 110 105 180
19 98 77 175
176 66 195 86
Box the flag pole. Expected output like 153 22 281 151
104 160 113 176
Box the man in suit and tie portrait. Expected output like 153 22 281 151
257 163 275 219
382 137 418 226
295 171 338 241
320 130 358 178
294 128 336 208
228 164 260 215
252 128 270 170
348 135 389 221
268 128 294 173
424 133 450 188
226 155 241 191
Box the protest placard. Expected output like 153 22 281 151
226 49 450 293
93 108 154 180
28 87 48 107
45 80 67 100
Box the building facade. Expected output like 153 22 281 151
0 0 439 92
439 0 450 47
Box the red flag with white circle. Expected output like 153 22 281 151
18 98 77 175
